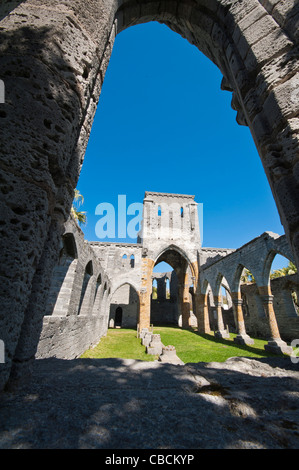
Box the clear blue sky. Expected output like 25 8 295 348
75 22 287 271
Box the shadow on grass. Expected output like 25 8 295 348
153 324 278 359
196 332 276 358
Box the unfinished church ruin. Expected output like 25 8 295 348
36 190 299 362
0 0 298 391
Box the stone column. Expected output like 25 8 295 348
157 277 166 301
231 292 254 346
196 293 211 334
259 286 293 355
214 296 229 339
138 257 154 332
179 272 190 329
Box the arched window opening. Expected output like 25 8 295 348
45 233 78 316
130 254 135 268
152 278 157 300
180 207 184 218
94 273 102 300
78 261 93 315
157 205 162 217
240 267 255 284
166 278 170 299
221 285 228 309
218 280 234 331
92 273 103 315
63 233 78 260
270 254 297 279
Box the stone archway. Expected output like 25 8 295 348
140 245 197 331
0 0 298 390
109 283 140 329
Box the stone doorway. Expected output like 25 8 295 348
115 307 123 328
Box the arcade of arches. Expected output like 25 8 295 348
0 0 299 391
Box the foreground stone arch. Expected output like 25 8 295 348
0 0 298 389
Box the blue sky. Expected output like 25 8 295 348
75 22 287 271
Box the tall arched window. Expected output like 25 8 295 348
130 254 135 268
78 260 93 315
158 205 162 217
45 233 78 316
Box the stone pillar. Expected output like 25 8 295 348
139 288 151 332
179 273 190 329
138 257 154 332
259 286 293 355
157 277 166 301
196 293 211 334
231 292 254 346
214 296 229 339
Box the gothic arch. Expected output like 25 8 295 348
262 249 295 287
45 232 79 317
109 282 140 328
231 263 260 293
153 244 197 280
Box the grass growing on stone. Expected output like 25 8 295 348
81 325 279 363
80 328 157 361
153 325 277 363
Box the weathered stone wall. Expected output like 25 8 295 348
90 242 143 295
241 274 299 341
36 216 112 360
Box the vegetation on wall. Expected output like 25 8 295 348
71 189 87 225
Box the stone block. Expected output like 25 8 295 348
147 334 163 355
264 339 293 356
234 334 254 346
142 332 153 348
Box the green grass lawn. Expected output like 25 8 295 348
80 328 157 361
81 325 283 363
153 325 277 363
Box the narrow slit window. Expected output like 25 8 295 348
130 254 135 268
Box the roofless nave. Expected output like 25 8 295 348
35 191 297 364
